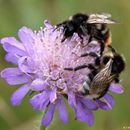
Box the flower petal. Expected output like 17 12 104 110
31 78 49 91
42 103 56 127
96 100 111 110
11 84 30 106
18 27 34 43
109 83 124 94
1 68 22 78
18 27 41 57
4 75 30 85
1 37 25 55
81 96 98 110
5 53 19 65
76 100 94 127
1 68 30 85
30 91 49 111
57 98 68 124
68 91 76 109
103 94 115 109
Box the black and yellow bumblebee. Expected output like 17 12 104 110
57 13 117 55
64 46 125 99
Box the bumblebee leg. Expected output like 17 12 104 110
88 36 93 43
57 21 68 27
61 35 67 42
88 64 99 81
114 75 120 83
64 63 96 72
74 64 89 71
87 64 97 70
55 23 68 42
80 52 99 58
77 24 89 43
78 34 84 43
95 57 101 66
108 45 116 53
61 27 68 42
57 21 75 42
100 41 105 56
64 64 88 71
114 78 120 83
54 22 66 32
64 67 74 71
77 29 84 43
88 73 95 81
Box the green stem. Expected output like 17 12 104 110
40 125 46 130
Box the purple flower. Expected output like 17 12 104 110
0 20 124 127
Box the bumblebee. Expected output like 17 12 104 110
64 46 125 99
57 13 117 55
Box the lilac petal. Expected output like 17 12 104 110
81 97 98 110
18 27 33 42
5 53 19 65
86 112 94 127
57 98 68 124
68 91 76 109
4 75 29 85
50 88 57 103
103 94 115 109
96 100 112 110
76 100 94 127
31 78 49 91
75 103 86 122
42 103 56 126
1 37 25 55
18 27 36 46
18 27 39 56
11 84 30 106
109 83 124 94
1 68 30 85
1 68 22 78
30 91 49 111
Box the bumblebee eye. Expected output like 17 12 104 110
102 56 110 64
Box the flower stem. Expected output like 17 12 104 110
40 125 46 130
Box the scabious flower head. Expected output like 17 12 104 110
0 20 124 127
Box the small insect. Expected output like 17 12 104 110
57 13 117 55
64 46 125 99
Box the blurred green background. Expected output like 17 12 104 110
0 0 130 130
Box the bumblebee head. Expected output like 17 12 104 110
72 13 89 24
111 54 125 73
102 50 125 74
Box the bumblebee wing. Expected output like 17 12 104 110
91 59 114 87
87 13 117 24
89 13 112 19
92 73 116 87
87 19 117 24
